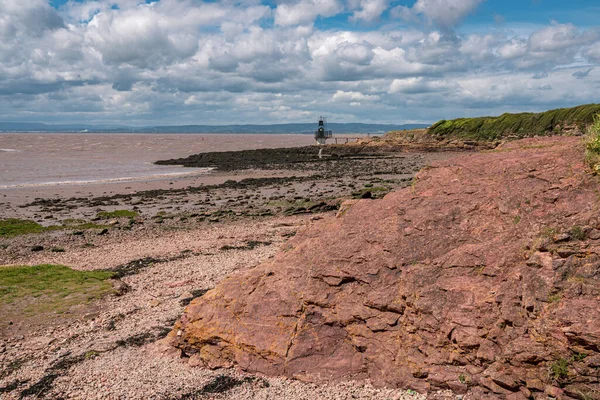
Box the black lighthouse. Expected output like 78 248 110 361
314 117 333 145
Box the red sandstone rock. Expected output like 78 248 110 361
171 137 600 399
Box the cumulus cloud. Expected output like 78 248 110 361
0 0 598 126
496 39 527 59
0 0 64 37
389 77 455 94
393 0 485 30
332 90 380 101
274 0 342 26
351 0 390 22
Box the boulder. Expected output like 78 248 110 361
170 137 600 398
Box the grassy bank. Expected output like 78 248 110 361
585 114 600 172
0 264 114 315
428 104 600 141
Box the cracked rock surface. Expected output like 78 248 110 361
172 136 600 399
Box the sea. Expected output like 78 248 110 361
0 133 315 189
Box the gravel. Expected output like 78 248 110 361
0 216 456 399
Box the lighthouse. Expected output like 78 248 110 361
314 116 333 145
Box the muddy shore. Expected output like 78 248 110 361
0 144 462 399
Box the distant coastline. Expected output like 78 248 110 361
0 122 430 134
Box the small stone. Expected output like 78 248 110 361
366 317 388 332
545 385 563 398
97 228 109 235
556 247 577 258
492 373 519 391
188 354 203 367
520 386 532 399
585 354 600 368
553 233 570 243
150 299 161 307
83 312 99 321
526 378 544 392
112 281 131 296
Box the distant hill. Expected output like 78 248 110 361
0 122 429 134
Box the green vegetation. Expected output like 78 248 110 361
570 226 586 240
0 219 46 237
96 209 139 219
548 292 562 303
429 104 600 141
0 218 109 238
584 113 600 173
550 358 570 380
0 264 114 314
573 352 588 362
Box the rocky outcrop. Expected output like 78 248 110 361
171 137 600 399
364 128 497 151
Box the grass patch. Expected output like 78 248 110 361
585 113 600 173
429 103 600 141
570 226 587 240
540 226 559 239
0 219 45 237
96 209 139 219
572 352 588 362
0 218 109 238
550 358 570 380
0 264 114 314
548 292 562 303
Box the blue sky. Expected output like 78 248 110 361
1 0 599 125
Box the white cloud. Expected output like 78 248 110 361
389 77 455 94
0 0 598 126
274 0 342 26
497 39 527 59
332 90 380 101
351 0 389 22
393 0 485 30
586 42 600 63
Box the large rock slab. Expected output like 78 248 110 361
171 137 600 399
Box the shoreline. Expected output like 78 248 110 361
0 168 213 190
0 143 463 399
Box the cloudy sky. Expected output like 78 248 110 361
0 0 599 126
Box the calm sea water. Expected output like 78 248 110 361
0 133 315 188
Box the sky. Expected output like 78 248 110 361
0 0 599 126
